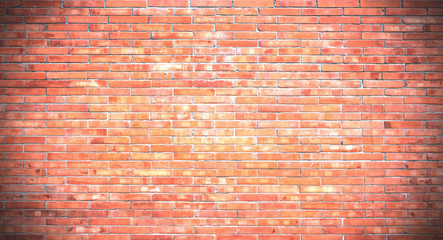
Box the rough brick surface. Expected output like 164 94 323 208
1 0 443 239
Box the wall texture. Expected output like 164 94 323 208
1 0 443 239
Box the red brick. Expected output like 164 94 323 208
319 0 358 7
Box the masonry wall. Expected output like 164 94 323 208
1 0 442 239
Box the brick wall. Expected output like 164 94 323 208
1 0 442 239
